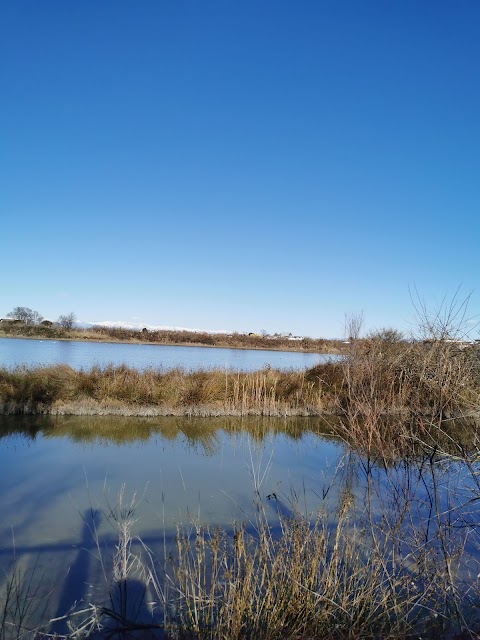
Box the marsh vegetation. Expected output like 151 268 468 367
1 333 478 425
0 322 340 354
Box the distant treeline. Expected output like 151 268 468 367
0 321 343 353
88 325 342 352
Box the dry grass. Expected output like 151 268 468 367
161 510 421 639
332 335 480 459
0 364 335 417
1 339 479 430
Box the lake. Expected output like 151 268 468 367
0 338 334 371
0 416 345 630
0 414 478 636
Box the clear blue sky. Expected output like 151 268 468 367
1 1 479 337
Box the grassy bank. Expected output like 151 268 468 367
0 323 342 353
1 337 478 417
0 364 332 417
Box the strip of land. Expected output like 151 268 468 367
0 323 343 353
1 338 478 420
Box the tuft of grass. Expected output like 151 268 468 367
0 557 51 640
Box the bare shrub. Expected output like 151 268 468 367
57 313 76 330
6 307 43 325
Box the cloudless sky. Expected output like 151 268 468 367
1 1 479 337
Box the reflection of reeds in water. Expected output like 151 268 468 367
0 414 338 447
0 411 477 464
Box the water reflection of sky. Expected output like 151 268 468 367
0 416 345 624
0 337 335 371
0 417 345 551
1 415 479 631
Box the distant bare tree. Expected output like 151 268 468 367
7 306 43 325
368 327 405 343
57 312 77 330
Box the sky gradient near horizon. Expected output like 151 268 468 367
1 1 479 338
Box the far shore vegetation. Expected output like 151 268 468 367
0 307 343 352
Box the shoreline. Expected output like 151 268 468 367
3 400 473 420
0 332 340 355
2 399 329 417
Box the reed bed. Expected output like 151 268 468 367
0 364 333 417
1 337 479 425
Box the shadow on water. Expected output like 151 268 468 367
14 507 169 637
50 509 101 635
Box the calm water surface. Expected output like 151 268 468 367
0 415 478 632
0 416 345 625
0 338 334 371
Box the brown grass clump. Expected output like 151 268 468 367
332 333 480 460
0 364 337 417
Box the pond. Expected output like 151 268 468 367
0 416 346 552
0 414 479 636
0 416 343 629
0 338 334 371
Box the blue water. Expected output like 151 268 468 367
0 416 346 626
0 337 334 371
0 415 477 632
0 416 344 544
